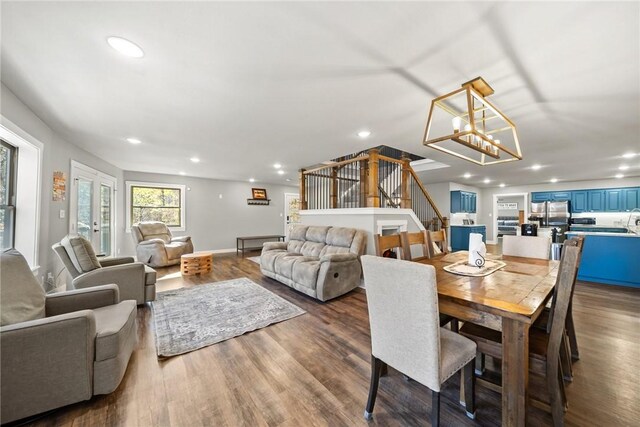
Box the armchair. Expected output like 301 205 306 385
52 235 156 304
1 250 138 424
131 221 194 267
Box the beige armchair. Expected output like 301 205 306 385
1 250 138 424
131 221 194 267
52 235 156 304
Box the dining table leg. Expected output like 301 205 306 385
502 317 529 427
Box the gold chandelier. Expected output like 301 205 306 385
422 77 522 166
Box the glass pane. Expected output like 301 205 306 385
77 178 93 240
131 186 181 226
0 207 14 251
100 184 111 255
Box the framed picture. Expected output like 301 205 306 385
252 188 268 199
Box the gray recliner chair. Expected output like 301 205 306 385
0 249 138 424
52 235 156 304
131 221 194 267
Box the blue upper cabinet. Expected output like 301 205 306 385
605 189 623 212
531 192 552 202
571 190 588 213
588 190 605 211
551 191 571 201
623 188 639 211
451 190 477 213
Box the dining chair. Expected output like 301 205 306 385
399 230 430 262
373 233 404 259
459 238 583 427
426 230 449 258
502 235 550 259
361 255 477 426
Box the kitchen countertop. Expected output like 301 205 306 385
569 225 628 229
566 231 640 238
450 224 486 227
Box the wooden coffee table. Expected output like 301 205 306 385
180 251 214 276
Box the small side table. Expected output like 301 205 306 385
181 251 214 276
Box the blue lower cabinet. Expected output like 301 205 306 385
567 233 640 288
450 226 486 252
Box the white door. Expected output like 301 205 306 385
284 193 300 240
69 161 117 256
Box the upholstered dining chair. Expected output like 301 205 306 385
426 230 449 258
459 238 583 427
361 255 477 425
373 233 405 259
1 249 138 424
502 235 551 259
52 235 156 304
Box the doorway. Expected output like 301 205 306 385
69 161 117 256
492 192 528 244
284 193 300 240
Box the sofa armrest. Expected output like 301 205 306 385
138 238 166 246
99 256 135 267
320 253 358 263
46 284 120 316
263 242 287 252
171 235 191 243
72 263 146 304
1 311 96 423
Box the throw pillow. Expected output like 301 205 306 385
61 235 101 273
0 249 46 326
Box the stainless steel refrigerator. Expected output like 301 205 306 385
529 201 571 243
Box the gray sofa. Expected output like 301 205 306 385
131 221 194 267
261 225 367 301
1 250 137 424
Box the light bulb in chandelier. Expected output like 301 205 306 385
452 117 462 133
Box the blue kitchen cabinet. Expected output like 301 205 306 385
605 189 623 212
571 190 588 213
531 192 551 202
551 191 571 201
623 188 639 211
588 190 605 211
451 191 477 213
450 225 486 252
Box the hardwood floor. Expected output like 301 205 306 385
23 252 640 427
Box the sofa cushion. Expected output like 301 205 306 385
137 221 172 243
289 226 309 241
144 265 157 285
61 235 101 273
164 242 185 260
287 240 305 254
319 245 351 257
292 259 321 290
0 250 46 326
305 226 330 243
93 300 137 362
300 241 325 258
274 254 303 277
261 249 288 272
326 227 357 247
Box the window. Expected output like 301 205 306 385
126 181 186 231
0 140 17 251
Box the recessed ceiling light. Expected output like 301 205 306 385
499 183 506 188
285 178 292 182
179 171 186 176
619 165 629 171
277 170 285 175
463 172 471 179
126 137 142 145
483 178 491 184
190 157 200 163
531 164 541 170
615 173 624 179
358 130 371 138
107 36 144 58
550 178 558 183
622 152 636 159
273 163 282 169
249 178 255 183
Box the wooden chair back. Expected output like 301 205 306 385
374 234 404 259
400 231 430 261
426 230 448 258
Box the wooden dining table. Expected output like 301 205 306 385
416 251 559 427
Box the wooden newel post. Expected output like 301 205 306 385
330 167 338 208
367 148 380 207
299 169 307 210
442 217 449 235
360 159 368 208
400 154 411 209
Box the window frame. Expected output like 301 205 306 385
0 139 18 250
125 181 186 232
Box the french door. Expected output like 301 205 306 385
69 161 116 256
284 193 301 240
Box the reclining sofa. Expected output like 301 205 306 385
260 225 366 301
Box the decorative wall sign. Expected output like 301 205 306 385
497 202 518 210
52 171 66 201
252 188 268 200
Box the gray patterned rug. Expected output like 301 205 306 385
151 278 305 357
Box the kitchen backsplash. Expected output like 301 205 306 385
573 212 636 227
450 212 478 225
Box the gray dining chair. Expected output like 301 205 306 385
361 255 477 426
502 235 550 259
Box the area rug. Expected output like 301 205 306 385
247 256 261 265
151 278 305 357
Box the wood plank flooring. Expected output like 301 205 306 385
22 252 640 427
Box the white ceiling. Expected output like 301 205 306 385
2 1 639 187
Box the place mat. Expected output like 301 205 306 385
443 259 507 277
